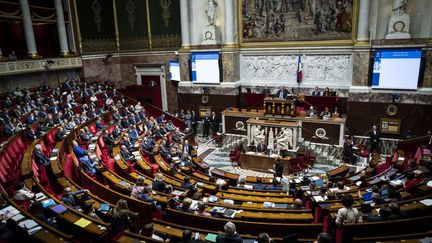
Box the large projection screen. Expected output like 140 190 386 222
371 49 422 90
191 52 220 84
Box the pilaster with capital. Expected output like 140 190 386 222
352 50 370 87
180 0 191 47
54 0 70 56
357 0 370 43
221 50 240 82
179 51 191 81
19 0 38 57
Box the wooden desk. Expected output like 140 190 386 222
222 108 346 145
240 153 290 175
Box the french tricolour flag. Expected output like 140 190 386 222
297 55 303 83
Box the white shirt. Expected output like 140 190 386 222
14 189 34 201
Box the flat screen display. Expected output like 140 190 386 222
191 52 220 84
371 49 422 90
169 61 180 81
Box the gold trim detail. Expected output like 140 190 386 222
72 0 82 54
145 0 152 50
60 51 73 57
0 57 83 76
160 0 172 28
82 39 117 53
28 52 41 59
237 0 359 48
126 0 136 31
91 0 102 33
113 0 120 52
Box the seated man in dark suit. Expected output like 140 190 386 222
266 178 282 190
25 126 38 141
120 145 137 164
275 86 290 99
55 126 66 142
2 121 14 137
216 222 243 243
60 186 89 210
252 177 266 190
95 117 106 130
307 106 317 117
256 140 267 154
33 144 50 167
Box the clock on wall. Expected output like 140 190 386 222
386 104 399 116
393 21 406 32
204 31 213 40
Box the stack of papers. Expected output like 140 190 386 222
223 209 237 218
223 199 234 205
19 219 38 230
313 196 326 202
390 179 404 187
35 193 46 201
98 203 110 212
263 202 275 208
118 181 130 187
74 218 92 228
11 214 24 222
420 199 432 206
212 207 226 214
205 233 218 243
0 206 19 219
51 204 67 214
208 195 219 203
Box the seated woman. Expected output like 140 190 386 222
194 201 211 217
176 198 194 213
108 199 139 235
131 177 146 199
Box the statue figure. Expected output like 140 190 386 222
392 0 408 15
268 128 274 148
276 128 293 150
205 0 218 26
253 125 266 145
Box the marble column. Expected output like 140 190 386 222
179 51 191 81
221 51 240 82
357 0 370 42
224 0 235 45
180 0 190 47
54 0 70 55
19 0 38 57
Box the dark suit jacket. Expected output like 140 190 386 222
256 143 267 153
276 89 290 99
216 233 243 243
34 150 49 166
369 130 380 144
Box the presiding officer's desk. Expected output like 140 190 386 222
222 108 345 146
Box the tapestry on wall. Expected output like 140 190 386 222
241 0 353 42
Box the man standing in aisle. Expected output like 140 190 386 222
211 111 219 136
369 125 380 153
203 112 211 138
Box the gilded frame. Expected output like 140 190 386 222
237 0 359 47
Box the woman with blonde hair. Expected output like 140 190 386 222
152 173 166 192
109 199 139 234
